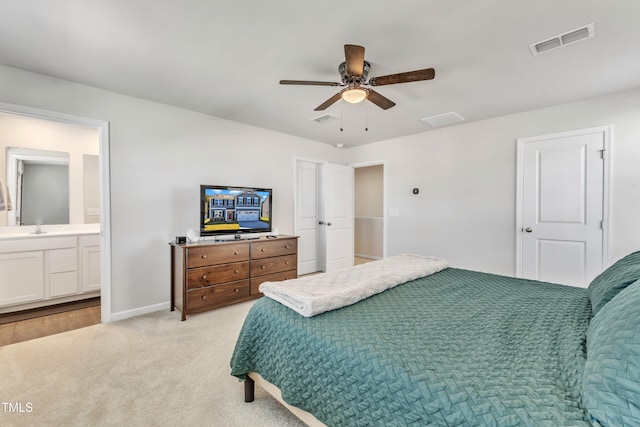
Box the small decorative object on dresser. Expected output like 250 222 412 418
169 235 298 320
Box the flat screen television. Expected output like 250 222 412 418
200 185 272 237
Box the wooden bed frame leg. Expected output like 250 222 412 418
244 377 255 403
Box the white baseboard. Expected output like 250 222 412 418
109 301 171 323
355 253 382 260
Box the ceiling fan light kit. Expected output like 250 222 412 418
280 44 435 112
341 87 368 103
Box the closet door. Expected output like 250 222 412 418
295 160 354 274
516 126 608 287
295 160 321 275
321 163 354 272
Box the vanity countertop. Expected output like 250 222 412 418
0 225 100 241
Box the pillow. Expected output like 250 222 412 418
583 279 640 426
588 250 640 316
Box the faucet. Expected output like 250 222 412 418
31 224 45 235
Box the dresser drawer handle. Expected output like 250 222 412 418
202 295 207 300
285 261 289 265
284 245 290 249
234 288 239 293
261 265 266 269
234 269 239 274
201 254 207 259
202 275 207 280
234 251 239 255
261 248 266 252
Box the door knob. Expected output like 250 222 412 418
525 227 532 233
318 221 324 225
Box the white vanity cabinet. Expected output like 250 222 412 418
0 233 100 313
80 234 101 293
0 251 44 306
48 247 79 297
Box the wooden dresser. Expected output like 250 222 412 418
170 235 298 320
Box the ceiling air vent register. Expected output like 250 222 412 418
311 114 338 124
420 112 465 128
530 23 595 56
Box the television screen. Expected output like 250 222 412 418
200 185 272 236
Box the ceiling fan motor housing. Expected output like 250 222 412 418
339 61 370 85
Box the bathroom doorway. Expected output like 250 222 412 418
0 103 111 328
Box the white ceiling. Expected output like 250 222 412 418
0 0 639 147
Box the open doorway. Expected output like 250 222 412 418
353 163 384 264
0 103 111 334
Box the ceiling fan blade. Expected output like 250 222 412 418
314 92 343 111
368 68 435 86
280 80 341 86
344 44 365 76
366 89 396 110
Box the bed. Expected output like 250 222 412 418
230 252 640 426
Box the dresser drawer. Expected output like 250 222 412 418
251 239 297 260
251 254 297 277
250 270 298 295
186 280 250 312
186 261 249 289
186 243 249 268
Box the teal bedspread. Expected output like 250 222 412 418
230 268 593 426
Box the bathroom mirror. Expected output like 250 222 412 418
6 147 70 226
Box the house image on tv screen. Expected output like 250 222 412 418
202 189 270 232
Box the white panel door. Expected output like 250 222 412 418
322 163 354 272
295 160 321 275
518 128 607 287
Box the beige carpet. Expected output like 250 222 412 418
0 300 306 427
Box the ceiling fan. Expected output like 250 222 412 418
280 44 435 111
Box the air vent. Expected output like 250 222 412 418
420 112 465 127
530 23 595 56
311 114 338 124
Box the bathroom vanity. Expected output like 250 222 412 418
0 226 100 313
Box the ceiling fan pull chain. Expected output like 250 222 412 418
365 103 369 131
340 101 344 132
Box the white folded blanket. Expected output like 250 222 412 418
259 253 448 317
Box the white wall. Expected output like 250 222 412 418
348 88 640 276
0 64 347 317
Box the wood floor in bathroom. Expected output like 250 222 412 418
0 298 101 346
